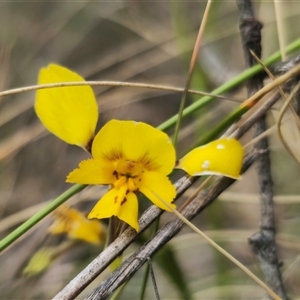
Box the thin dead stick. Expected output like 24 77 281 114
277 82 300 166
241 62 300 108
173 0 212 146
154 195 281 300
1 56 300 102
178 176 213 212
232 93 281 139
244 107 300 151
0 81 234 101
273 0 287 61
2 61 300 105
237 1 288 299
250 49 300 129
244 126 275 149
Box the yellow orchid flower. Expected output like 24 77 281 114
35 64 176 232
35 64 98 149
177 137 243 179
67 120 177 231
48 205 106 245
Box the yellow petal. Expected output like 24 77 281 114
177 138 243 179
117 192 139 231
49 205 106 244
35 64 98 148
88 188 121 220
66 158 115 185
88 188 139 231
48 219 66 235
70 219 106 245
139 171 176 211
91 120 176 175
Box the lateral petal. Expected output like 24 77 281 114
177 138 243 179
139 171 176 211
66 158 115 185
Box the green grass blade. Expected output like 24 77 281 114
158 37 300 132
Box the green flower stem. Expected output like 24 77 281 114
158 37 300 132
0 184 86 253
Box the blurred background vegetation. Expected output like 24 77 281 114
1 1 300 299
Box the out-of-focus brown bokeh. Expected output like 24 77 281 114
1 2 300 299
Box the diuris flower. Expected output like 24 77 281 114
48 205 106 244
35 64 176 232
66 120 176 231
35 63 243 233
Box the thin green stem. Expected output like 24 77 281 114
139 261 151 300
110 283 127 300
0 184 86 253
158 37 300 132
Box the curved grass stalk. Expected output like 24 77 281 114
0 81 236 100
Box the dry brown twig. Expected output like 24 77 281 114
237 0 288 299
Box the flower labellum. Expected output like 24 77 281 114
177 137 243 179
67 120 177 231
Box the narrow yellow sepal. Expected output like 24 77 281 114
35 64 98 148
177 138 244 179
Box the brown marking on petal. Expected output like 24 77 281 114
138 154 161 171
138 154 151 167
114 196 118 203
126 189 129 195
103 149 123 161
121 198 127 205
113 170 118 178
